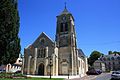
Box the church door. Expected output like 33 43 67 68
62 62 68 75
38 63 44 75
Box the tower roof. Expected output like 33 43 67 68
57 3 75 21
60 3 71 15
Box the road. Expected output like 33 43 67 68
65 73 111 80
95 73 111 80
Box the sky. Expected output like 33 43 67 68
18 0 120 56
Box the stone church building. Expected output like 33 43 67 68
23 7 88 76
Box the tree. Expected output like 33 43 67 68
108 51 120 55
113 51 120 55
0 0 20 65
88 51 102 66
108 51 112 55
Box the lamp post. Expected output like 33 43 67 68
68 68 69 79
21 55 24 74
46 56 53 79
49 57 52 79
68 61 70 79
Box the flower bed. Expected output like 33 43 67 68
0 72 27 79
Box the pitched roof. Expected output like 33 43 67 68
32 32 54 47
60 7 70 15
25 32 54 49
78 49 85 58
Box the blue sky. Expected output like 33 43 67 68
18 0 120 56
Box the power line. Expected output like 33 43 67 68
80 41 120 46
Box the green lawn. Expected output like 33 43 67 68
0 73 64 80
0 78 64 80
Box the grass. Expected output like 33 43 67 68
0 78 64 80
0 73 64 80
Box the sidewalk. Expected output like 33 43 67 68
65 72 111 80
65 75 97 80
26 75 95 80
65 75 88 80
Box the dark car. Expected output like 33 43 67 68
96 69 102 74
86 69 100 75
14 70 21 74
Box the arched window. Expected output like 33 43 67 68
60 23 64 32
103 57 106 61
65 23 68 31
43 48 46 57
117 56 120 60
41 39 45 45
107 57 110 61
105 63 106 66
38 49 41 58
111 57 114 60
113 62 115 65
109 62 111 65
60 22 68 32
38 48 46 58
41 49 43 57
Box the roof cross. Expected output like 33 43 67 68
65 2 67 9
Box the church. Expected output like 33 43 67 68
23 6 88 77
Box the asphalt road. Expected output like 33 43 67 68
65 73 112 80
94 73 111 80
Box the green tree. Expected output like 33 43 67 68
0 0 20 65
108 51 113 55
108 51 120 55
113 51 120 55
88 51 102 66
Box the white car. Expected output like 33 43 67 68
111 71 120 80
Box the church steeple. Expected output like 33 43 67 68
60 2 71 15
55 5 78 75
63 2 68 12
56 4 76 47
65 2 67 9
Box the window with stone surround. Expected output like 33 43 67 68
60 23 68 32
40 38 45 45
38 48 46 58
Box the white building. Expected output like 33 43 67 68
93 60 105 72
97 54 120 71
6 54 22 73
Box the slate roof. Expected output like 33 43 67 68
78 49 85 58
60 7 70 15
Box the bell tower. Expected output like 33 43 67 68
55 5 78 75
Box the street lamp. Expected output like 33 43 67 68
21 55 24 74
45 56 53 79
68 67 69 79
49 57 52 79
67 61 69 79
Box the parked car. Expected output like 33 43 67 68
96 69 102 74
14 70 21 74
111 71 120 80
86 69 100 75
0 70 5 73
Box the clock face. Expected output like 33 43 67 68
59 36 68 47
62 16 66 20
